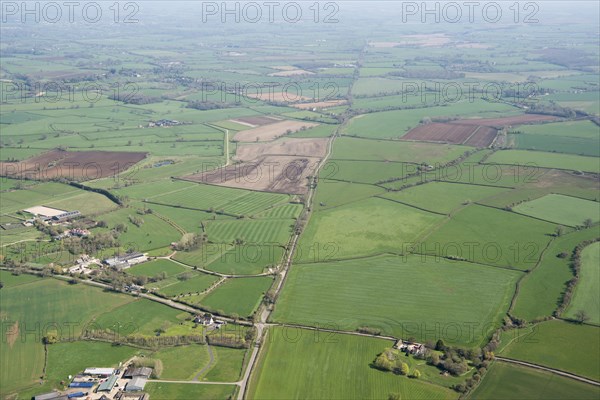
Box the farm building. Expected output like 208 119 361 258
52 210 81 222
125 377 147 392
68 382 94 389
123 366 152 379
83 367 115 377
23 206 68 220
34 393 67 400
97 374 119 392
103 252 147 269
194 313 214 326
115 392 149 400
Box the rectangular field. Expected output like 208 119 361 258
469 362 600 400
298 197 444 260
513 194 600 227
249 327 458 400
402 123 497 147
201 276 274 317
422 205 556 270
233 120 319 142
485 150 600 173
272 254 521 346
498 320 599 380
0 149 146 181
565 241 600 324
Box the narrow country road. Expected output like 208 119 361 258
193 341 215 381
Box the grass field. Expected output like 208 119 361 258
201 276 274 317
511 228 599 321
95 207 182 252
313 180 385 211
469 361 600 400
151 344 210 380
422 205 556 270
249 327 458 400
155 272 220 297
272 255 520 346
565 242 600 324
486 150 600 173
380 182 507 214
202 346 247 382
497 320 599 380
93 299 191 337
145 382 237 400
513 194 600 227
204 218 293 245
331 137 466 163
204 244 285 275
299 197 443 260
0 278 133 397
127 259 188 278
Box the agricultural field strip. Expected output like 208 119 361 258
495 358 600 386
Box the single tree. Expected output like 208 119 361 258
575 310 589 324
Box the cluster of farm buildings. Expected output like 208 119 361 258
35 365 153 400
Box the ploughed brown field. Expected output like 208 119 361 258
0 149 147 181
235 138 329 161
402 114 560 147
233 120 319 142
183 155 320 195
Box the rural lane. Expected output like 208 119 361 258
496 357 600 386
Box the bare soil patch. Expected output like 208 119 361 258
403 123 498 147
235 138 329 161
230 116 282 127
183 155 320 194
0 149 147 181
233 121 319 142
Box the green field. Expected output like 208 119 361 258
201 276 274 317
422 205 555 270
203 346 247 382
469 361 600 400
486 150 600 173
299 197 443 260
565 242 600 325
249 327 458 400
205 244 285 275
512 228 599 320
497 320 599 380
380 182 508 214
93 299 192 337
513 194 600 227
272 255 520 346
127 259 188 278
331 137 466 163
155 272 220 297
204 218 293 245
151 344 211 380
0 278 133 397
95 207 182 252
145 382 237 400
